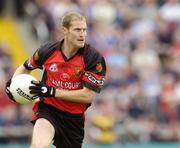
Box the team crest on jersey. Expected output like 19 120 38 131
60 73 70 81
96 63 102 73
74 67 82 78
49 63 58 72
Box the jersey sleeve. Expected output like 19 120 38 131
82 46 106 93
23 42 58 70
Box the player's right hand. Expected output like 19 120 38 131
29 80 56 98
5 79 16 102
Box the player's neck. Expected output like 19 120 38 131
62 41 79 59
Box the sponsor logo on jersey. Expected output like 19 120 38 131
49 63 58 72
85 72 105 86
52 80 82 90
96 63 103 73
74 67 82 78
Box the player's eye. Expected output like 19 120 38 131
75 28 81 32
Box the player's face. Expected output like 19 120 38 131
64 20 87 49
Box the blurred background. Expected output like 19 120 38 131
0 0 180 148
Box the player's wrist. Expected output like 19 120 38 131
47 86 56 97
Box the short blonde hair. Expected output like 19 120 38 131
61 12 86 29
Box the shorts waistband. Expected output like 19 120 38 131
39 102 84 118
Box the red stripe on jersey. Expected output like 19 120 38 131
25 55 40 70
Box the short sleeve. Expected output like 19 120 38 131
23 49 43 70
82 46 106 93
23 42 59 70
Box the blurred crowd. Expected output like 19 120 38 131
0 0 180 144
0 42 32 143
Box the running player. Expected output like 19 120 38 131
5 12 106 148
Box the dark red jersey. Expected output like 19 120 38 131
24 40 106 114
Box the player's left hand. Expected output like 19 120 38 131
5 79 16 102
29 80 56 98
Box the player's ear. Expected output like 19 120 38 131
62 26 68 35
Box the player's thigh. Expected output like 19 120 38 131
31 118 55 146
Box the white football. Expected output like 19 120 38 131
9 74 37 104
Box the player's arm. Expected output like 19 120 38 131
29 81 96 104
5 63 33 102
12 64 31 79
5 46 42 102
29 72 104 104
5 42 58 102
5 63 36 102
55 87 96 104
